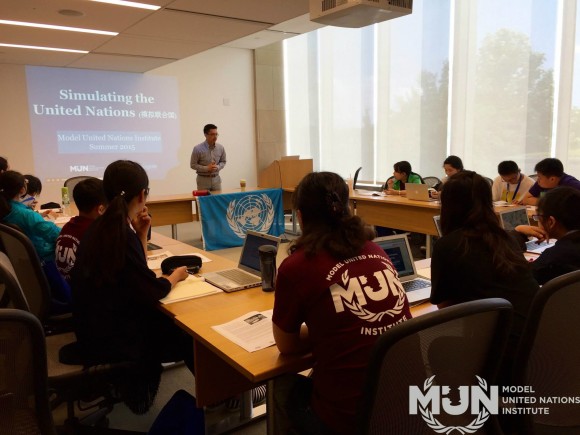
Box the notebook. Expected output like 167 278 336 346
497 207 556 253
203 230 281 293
374 234 431 305
406 183 436 202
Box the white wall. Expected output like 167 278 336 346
0 46 257 203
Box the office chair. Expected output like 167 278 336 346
422 176 441 189
528 173 538 181
63 176 98 198
511 270 580 434
483 176 494 187
0 252 140 432
358 298 513 435
0 309 58 435
0 223 70 333
353 167 362 190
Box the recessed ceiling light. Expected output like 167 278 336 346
0 19 117 36
91 0 160 10
58 9 86 17
0 43 89 54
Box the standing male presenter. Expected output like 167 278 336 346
190 123 227 191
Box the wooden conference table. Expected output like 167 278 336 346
148 232 437 433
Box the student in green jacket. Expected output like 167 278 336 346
384 160 422 196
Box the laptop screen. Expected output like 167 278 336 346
374 236 416 279
433 215 442 237
239 232 279 273
499 208 529 231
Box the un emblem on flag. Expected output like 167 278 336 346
226 193 275 238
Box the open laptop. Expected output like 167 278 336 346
406 183 436 202
497 207 556 253
374 234 431 305
433 215 442 237
203 230 281 292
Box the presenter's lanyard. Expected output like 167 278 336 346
506 174 523 201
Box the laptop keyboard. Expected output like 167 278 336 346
402 279 431 292
218 269 259 285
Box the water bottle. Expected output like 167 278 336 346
258 245 277 292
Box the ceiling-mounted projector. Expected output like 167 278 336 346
310 0 412 28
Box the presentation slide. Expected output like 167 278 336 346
25 66 181 182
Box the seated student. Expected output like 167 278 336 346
519 157 580 205
383 160 422 196
272 171 411 434
56 178 106 284
430 171 538 384
491 160 535 203
71 160 194 410
431 155 464 197
0 156 9 173
21 174 48 215
511 187 580 285
0 170 71 312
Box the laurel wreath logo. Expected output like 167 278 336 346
419 375 490 434
226 194 275 238
340 266 406 322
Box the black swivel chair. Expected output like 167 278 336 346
0 309 58 435
0 251 140 432
422 176 441 189
63 176 98 197
358 298 513 435
511 270 580 434
353 167 362 190
0 223 70 333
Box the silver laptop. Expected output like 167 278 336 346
374 234 431 305
203 231 281 293
433 215 442 237
406 183 436 202
497 207 556 253
498 207 530 231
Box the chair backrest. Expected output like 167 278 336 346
0 223 51 321
0 252 30 311
358 298 513 435
483 176 494 187
353 167 363 189
512 270 580 431
528 173 538 181
422 176 441 189
0 309 57 435
63 176 98 199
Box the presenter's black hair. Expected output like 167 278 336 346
73 178 107 214
535 158 564 178
203 124 218 135
23 174 42 196
440 171 528 276
0 157 8 172
291 171 374 259
0 171 25 219
79 160 148 286
538 186 580 231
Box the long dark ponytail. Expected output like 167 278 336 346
81 160 149 285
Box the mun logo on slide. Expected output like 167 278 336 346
226 194 275 238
